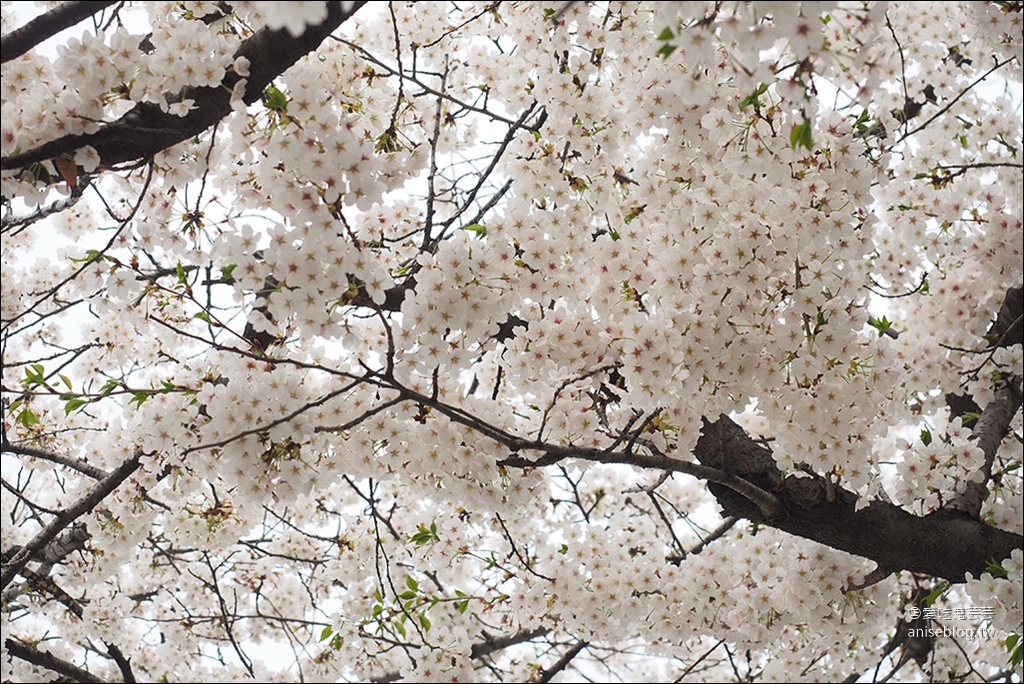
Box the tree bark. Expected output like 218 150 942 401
1 1 367 172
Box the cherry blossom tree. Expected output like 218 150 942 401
2 1 1022 682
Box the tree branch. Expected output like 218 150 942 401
470 627 551 659
538 640 588 683
3 638 105 684
949 374 1023 517
1 1 368 173
1 1 118 64
1 450 143 590
693 415 1021 583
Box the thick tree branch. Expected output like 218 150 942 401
693 415 1021 583
2 440 109 480
949 375 1023 516
538 640 588 683
1 1 367 173
3 638 105 684
987 283 1023 349
470 627 551 659
1 450 143 590
1 1 118 64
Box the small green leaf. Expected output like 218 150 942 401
263 84 288 112
63 397 89 416
558 543 569 555
739 83 770 110
790 119 814 151
457 599 469 614
320 626 333 641
220 264 237 281
399 590 417 600
393 619 406 638
921 582 948 607
418 613 431 632
920 427 932 446
985 559 1008 579
195 311 212 324
656 43 677 59
464 223 487 237
58 374 74 390
1006 633 1022 668
69 249 105 264
18 407 40 428
868 316 893 337
406 575 419 593
99 379 119 397
23 364 46 387
656 27 675 41
176 261 187 287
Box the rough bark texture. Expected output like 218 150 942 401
694 414 1022 583
1 1 367 172
692 283 1023 582
1 1 118 64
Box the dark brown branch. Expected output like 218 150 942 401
1 450 143 590
949 375 1024 517
1 1 368 172
2 441 109 480
470 627 551 659
538 640 588 683
1 1 118 64
987 283 1023 349
4 638 105 683
693 415 1022 583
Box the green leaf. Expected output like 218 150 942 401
63 397 89 416
656 43 677 59
399 590 417 601
263 84 288 112
320 626 333 642
920 427 932 447
790 119 814 151
457 599 469 614
393 619 406 638
464 223 487 237
985 559 1008 579
868 315 893 337
418 613 431 632
1006 633 1023 668
739 83 770 110
17 407 40 428
129 391 150 409
656 27 675 41
195 311 212 324
99 379 120 397
58 374 73 390
176 261 187 287
921 582 948 607
558 543 569 555
220 264 237 281
406 575 419 593
69 249 105 264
